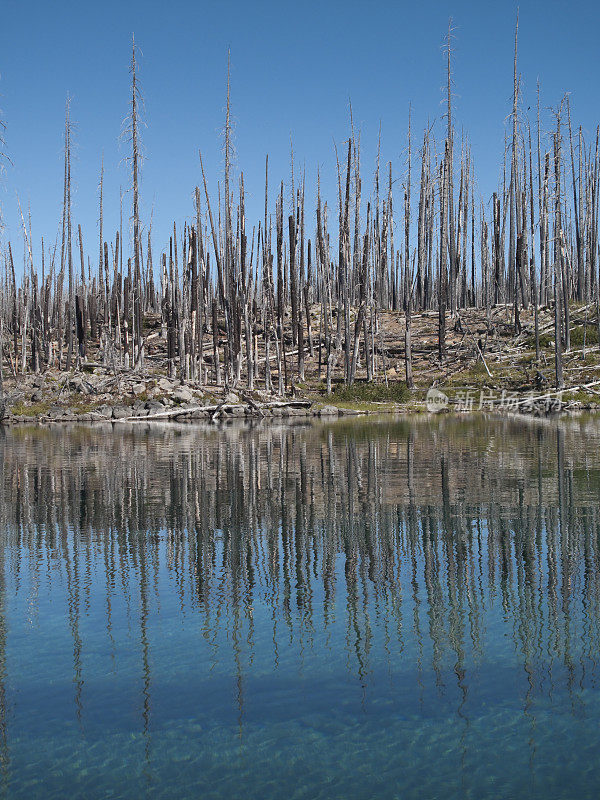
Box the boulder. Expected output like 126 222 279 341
86 412 107 422
96 405 114 419
189 408 209 419
226 406 247 417
132 401 149 416
319 405 340 416
172 387 194 404
69 376 91 394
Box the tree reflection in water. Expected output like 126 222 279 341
0 414 599 797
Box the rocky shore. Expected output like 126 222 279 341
0 368 374 425
2 366 600 426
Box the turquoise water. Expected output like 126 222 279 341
1 415 600 798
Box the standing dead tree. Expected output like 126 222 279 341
122 34 145 371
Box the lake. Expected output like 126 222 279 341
1 414 600 799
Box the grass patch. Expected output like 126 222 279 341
65 397 102 415
447 362 492 388
326 381 409 404
10 401 51 417
520 353 538 365
568 390 599 404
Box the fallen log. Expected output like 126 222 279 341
115 399 313 423
513 378 600 407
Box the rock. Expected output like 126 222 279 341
96 405 114 419
319 405 340 416
224 392 240 404
172 387 194 404
31 391 44 402
177 406 197 418
69 376 90 394
132 383 146 396
87 412 106 422
32 375 45 389
145 400 164 413
47 406 64 420
158 378 174 392
226 406 247 417
112 406 131 420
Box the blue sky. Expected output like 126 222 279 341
0 0 598 268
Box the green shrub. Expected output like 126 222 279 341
569 324 599 346
525 332 552 349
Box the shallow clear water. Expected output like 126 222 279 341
1 414 600 798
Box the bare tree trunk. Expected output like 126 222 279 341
438 153 448 360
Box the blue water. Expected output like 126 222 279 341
1 415 600 798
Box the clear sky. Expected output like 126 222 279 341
0 0 598 268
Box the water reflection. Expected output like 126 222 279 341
1 414 600 798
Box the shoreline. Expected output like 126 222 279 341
3 306 600 426
2 370 599 426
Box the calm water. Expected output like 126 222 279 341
1 414 600 799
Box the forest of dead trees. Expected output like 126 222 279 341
1 19 600 411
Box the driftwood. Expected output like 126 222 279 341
116 399 313 423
